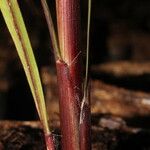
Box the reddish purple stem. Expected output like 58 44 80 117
56 0 91 149
56 59 81 149
45 133 55 150
79 98 91 150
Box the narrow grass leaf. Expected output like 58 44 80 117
84 0 91 93
0 0 50 134
80 0 92 124
41 0 61 59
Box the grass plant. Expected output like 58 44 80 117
0 0 91 149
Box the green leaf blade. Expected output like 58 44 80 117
0 0 50 134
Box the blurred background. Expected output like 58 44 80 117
0 0 150 120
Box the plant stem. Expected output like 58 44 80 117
41 0 91 149
79 89 91 150
45 134 55 150
56 0 81 65
56 0 81 149
56 0 91 149
56 60 81 150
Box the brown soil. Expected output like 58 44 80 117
1 115 150 150
0 121 45 150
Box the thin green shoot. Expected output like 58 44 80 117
80 0 92 123
84 0 92 94
41 0 61 59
